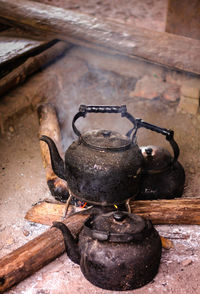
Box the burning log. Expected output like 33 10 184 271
0 41 70 96
37 103 69 202
25 198 200 225
0 211 91 294
0 0 199 74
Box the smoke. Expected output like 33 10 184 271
51 52 137 151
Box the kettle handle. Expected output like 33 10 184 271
72 105 136 137
135 119 180 163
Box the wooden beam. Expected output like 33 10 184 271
0 0 199 75
0 28 52 69
0 42 70 96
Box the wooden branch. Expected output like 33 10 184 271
37 103 69 202
0 41 70 96
0 0 199 74
0 211 91 294
25 198 200 225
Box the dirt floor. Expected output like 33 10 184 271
0 0 200 293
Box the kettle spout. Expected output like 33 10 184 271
40 135 65 180
53 222 80 265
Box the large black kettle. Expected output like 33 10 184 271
40 105 183 205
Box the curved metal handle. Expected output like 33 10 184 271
72 104 136 138
136 119 179 163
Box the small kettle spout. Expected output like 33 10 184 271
40 135 65 180
53 222 80 265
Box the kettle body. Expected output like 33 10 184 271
40 105 143 206
53 210 162 291
137 145 185 200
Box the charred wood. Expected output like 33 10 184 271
25 198 200 226
37 103 69 202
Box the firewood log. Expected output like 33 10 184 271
131 198 200 225
0 210 91 294
0 0 199 74
37 103 69 202
25 198 200 225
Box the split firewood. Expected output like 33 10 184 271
0 210 92 294
37 103 69 202
0 0 199 74
25 200 83 225
0 41 70 96
25 198 200 226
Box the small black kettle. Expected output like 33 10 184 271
53 210 162 291
134 119 185 200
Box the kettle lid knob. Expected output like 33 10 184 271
145 147 153 156
113 211 127 222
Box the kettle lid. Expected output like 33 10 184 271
84 211 152 243
141 145 172 173
81 130 132 151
